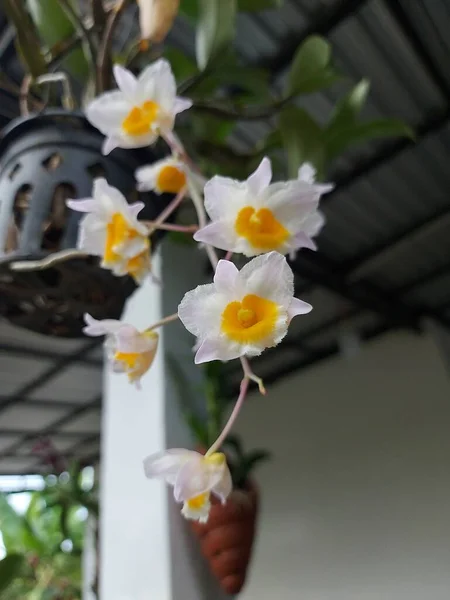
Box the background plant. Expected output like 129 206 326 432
0 463 98 599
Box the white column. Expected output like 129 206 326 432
100 241 228 600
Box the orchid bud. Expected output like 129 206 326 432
138 0 180 46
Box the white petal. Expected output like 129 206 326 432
174 457 224 503
288 297 313 321
302 210 326 237
85 91 129 135
285 231 317 252
173 96 193 114
239 252 294 308
212 466 232 503
143 449 198 485
246 156 272 196
178 283 226 339
203 176 248 222
77 213 106 255
102 135 120 155
135 164 159 190
128 202 145 219
213 260 239 294
193 221 236 252
138 59 175 109
82 314 124 336
113 64 138 99
116 329 158 355
195 337 244 363
66 198 97 213
298 163 316 184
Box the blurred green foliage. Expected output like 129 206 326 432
0 464 98 599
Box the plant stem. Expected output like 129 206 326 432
147 187 186 233
206 377 249 456
59 0 97 73
146 313 179 331
187 177 219 269
143 222 198 233
240 356 266 395
97 0 133 92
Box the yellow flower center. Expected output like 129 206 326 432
186 492 209 510
235 206 289 250
114 351 140 369
221 294 278 344
127 250 151 279
104 213 137 263
122 101 159 136
103 213 150 277
156 165 187 193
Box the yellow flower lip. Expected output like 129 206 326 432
221 294 278 344
103 212 150 282
235 206 289 251
186 492 209 510
122 100 159 136
156 164 186 193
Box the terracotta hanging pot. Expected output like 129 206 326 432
190 481 259 595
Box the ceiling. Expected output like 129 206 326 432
0 0 449 475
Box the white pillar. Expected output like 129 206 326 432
100 241 229 600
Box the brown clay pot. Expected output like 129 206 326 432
190 481 259 595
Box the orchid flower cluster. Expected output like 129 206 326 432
67 59 333 524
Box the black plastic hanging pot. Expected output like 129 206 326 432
0 109 174 338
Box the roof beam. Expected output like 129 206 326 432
343 207 450 281
261 0 369 75
0 343 103 367
382 0 450 99
290 250 450 331
0 395 102 458
325 107 450 203
0 339 102 417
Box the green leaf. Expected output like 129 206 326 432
166 231 197 246
0 554 25 593
0 493 43 555
238 0 283 10
3 0 46 77
180 0 198 20
327 79 370 134
223 434 244 458
182 0 282 18
325 119 414 159
279 107 325 178
164 46 198 82
287 35 339 96
244 449 271 468
26 0 89 80
196 0 237 70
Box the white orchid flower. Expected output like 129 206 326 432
138 0 179 46
143 449 232 523
178 252 312 364
86 60 192 155
83 314 158 388
135 155 187 194
67 178 151 284
193 157 332 257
